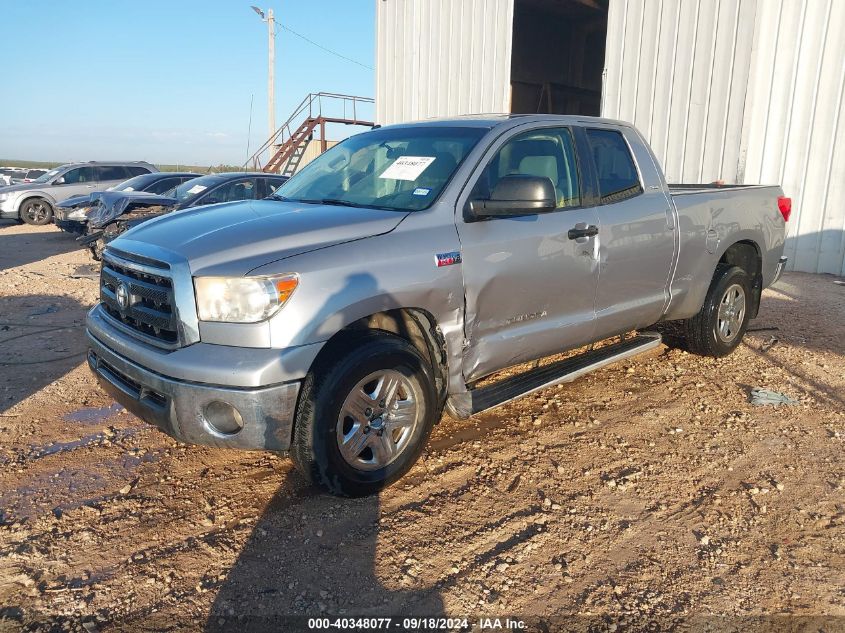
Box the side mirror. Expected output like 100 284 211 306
54 176 66 185
467 175 556 221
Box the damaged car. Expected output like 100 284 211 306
55 172 200 234
78 172 288 259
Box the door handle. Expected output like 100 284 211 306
567 224 599 240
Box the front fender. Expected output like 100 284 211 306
15 190 58 212
252 223 469 395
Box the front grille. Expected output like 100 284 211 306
100 254 179 345
98 357 167 409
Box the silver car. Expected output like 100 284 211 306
85 115 789 496
0 161 157 225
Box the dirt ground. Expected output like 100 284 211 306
0 221 843 632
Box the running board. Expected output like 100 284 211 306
447 333 662 418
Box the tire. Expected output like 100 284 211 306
20 199 53 226
664 264 752 357
291 331 439 497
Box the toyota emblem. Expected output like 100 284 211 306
116 283 130 311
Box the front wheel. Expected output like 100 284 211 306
20 199 53 225
291 332 439 496
665 264 752 357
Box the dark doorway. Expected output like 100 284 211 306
510 0 609 116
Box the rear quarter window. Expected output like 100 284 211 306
585 129 643 204
125 165 153 177
96 166 130 181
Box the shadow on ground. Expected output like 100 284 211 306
0 294 88 412
204 478 444 631
0 221 80 270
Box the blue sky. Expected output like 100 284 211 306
0 0 375 166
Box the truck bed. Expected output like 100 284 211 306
668 183 776 195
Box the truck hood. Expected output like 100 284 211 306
113 199 409 276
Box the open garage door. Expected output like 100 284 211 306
510 0 608 116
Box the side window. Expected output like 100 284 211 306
96 166 129 182
262 177 286 197
125 166 152 177
585 129 643 203
146 177 180 195
60 167 95 184
470 127 581 209
201 179 256 204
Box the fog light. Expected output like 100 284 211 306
203 401 244 435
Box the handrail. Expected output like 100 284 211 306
245 92 374 169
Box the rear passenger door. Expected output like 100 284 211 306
585 127 675 338
95 165 131 189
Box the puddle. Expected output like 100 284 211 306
30 426 141 460
0 426 144 467
64 403 124 425
0 450 163 520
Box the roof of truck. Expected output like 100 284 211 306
377 113 634 130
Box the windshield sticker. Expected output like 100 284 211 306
187 185 207 194
412 187 431 196
379 156 436 181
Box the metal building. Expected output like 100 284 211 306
375 0 845 275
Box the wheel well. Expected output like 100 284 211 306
312 308 449 407
18 196 54 217
720 240 762 318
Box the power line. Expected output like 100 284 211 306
274 22 373 71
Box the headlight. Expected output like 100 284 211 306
67 206 91 220
0 193 9 202
194 274 299 323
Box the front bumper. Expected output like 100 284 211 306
0 201 18 218
87 332 300 451
55 215 87 233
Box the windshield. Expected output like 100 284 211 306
275 126 487 211
172 175 223 202
33 168 62 184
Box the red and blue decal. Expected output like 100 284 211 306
435 251 462 267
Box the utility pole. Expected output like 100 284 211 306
251 6 276 143
267 8 275 141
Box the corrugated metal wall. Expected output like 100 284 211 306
375 0 515 126
603 0 845 275
741 0 845 275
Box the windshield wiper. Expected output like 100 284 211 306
293 198 402 211
267 194 288 201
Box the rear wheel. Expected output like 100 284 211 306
661 264 751 357
291 331 438 497
20 199 53 225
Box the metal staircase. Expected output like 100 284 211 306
246 92 374 176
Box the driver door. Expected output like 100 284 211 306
456 126 601 382
53 166 97 203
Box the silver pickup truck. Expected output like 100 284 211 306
85 115 789 496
